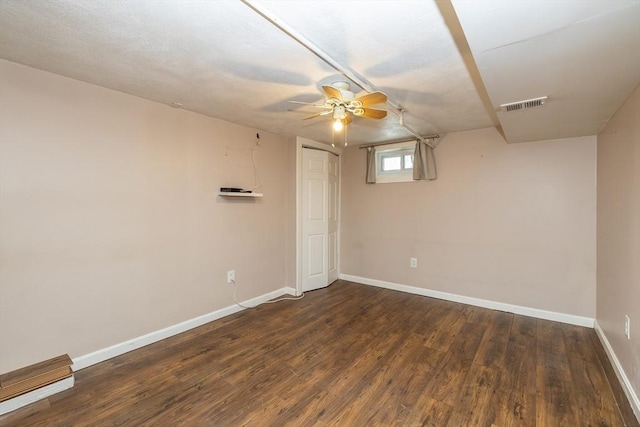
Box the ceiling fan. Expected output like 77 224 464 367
290 82 388 131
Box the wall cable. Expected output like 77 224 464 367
231 279 304 309
249 133 262 191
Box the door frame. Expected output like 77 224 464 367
296 137 342 296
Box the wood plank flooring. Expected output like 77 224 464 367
1 280 635 426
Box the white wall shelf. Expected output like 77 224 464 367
218 192 263 198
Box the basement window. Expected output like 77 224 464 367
375 141 414 183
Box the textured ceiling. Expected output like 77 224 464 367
0 0 638 146
452 0 640 143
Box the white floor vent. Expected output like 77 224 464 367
500 96 548 112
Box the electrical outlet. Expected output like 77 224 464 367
227 270 235 284
624 314 630 340
410 257 418 268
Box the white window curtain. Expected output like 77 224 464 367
413 140 437 181
366 147 376 184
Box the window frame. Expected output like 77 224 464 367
374 141 416 183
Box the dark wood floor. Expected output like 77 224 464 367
1 281 635 426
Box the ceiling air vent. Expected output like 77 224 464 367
500 96 548 113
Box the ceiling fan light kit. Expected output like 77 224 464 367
333 104 347 120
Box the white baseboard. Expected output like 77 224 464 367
594 321 640 422
0 376 74 416
72 286 296 371
339 274 594 327
1 286 296 417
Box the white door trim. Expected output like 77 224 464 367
296 137 342 296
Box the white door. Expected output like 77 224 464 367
302 148 339 291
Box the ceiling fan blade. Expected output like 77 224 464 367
303 112 323 120
345 114 352 124
288 100 332 108
303 110 333 120
356 108 387 119
322 85 343 102
353 91 387 107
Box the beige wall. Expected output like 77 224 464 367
285 137 297 290
341 128 597 317
597 85 640 398
0 59 293 373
